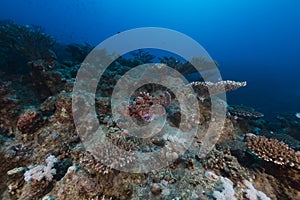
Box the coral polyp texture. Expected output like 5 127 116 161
245 134 300 169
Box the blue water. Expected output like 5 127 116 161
1 0 300 120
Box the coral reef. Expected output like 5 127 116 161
65 43 93 63
26 59 66 100
0 20 55 61
130 49 155 64
1 24 300 199
276 113 300 141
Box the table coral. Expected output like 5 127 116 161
245 135 300 169
188 80 247 99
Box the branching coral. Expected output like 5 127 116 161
90 141 137 169
245 135 300 169
0 21 55 60
24 155 58 182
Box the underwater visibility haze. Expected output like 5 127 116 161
0 0 300 199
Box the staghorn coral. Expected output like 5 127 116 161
188 80 247 99
245 135 300 169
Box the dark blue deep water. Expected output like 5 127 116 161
1 0 300 120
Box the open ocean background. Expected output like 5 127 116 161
1 0 299 121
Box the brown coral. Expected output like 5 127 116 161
0 21 55 60
228 105 264 119
27 59 66 100
201 148 248 180
0 81 19 135
52 91 73 124
188 80 247 99
119 91 171 122
245 135 300 169
17 109 43 134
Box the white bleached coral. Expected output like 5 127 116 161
213 176 237 200
243 180 270 200
24 155 58 182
